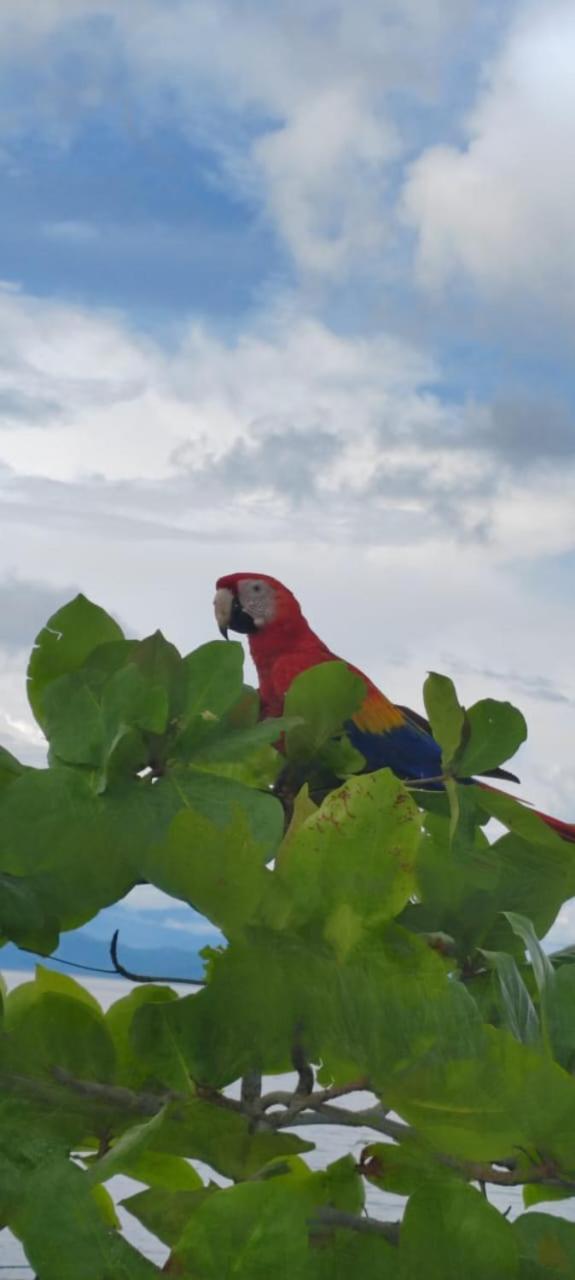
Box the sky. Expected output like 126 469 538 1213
1 0 574 958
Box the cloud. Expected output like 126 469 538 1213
402 1 575 318
0 0 476 278
1 283 575 567
0 575 77 650
163 916 220 936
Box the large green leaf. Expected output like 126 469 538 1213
0 873 60 952
456 699 527 776
125 1096 314 1182
284 661 366 762
360 1138 460 1198
122 1185 212 1247
409 808 500 954
476 788 566 848
12 1156 160 1280
171 1178 313 1279
314 1229 398 1278
2 980 115 1083
490 831 575 939
0 744 25 791
145 922 479 1090
422 676 526 777
399 1180 518 1279
389 1024 575 1166
27 595 124 728
277 770 421 951
140 807 286 937
169 1158 362 1280
104 984 179 1088
0 760 283 945
514 1212 575 1278
180 640 245 722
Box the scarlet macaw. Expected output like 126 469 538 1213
213 571 575 842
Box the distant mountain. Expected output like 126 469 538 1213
1 931 208 982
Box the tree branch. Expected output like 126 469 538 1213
109 929 206 986
260 1076 370 1113
309 1206 400 1244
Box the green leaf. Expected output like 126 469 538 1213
85 1107 168 1186
408 808 500 956
399 1180 518 1279
522 1183 575 1209
156 922 479 1090
129 1096 314 1183
0 744 25 791
90 1182 121 1228
130 997 195 1094
457 699 527 776
278 770 421 948
117 1150 203 1191
27 594 124 728
514 1212 575 1278
476 788 566 848
547 963 575 1072
490 831 575 939
169 1177 310 1280
360 1139 448 1197
504 912 555 1047
180 639 245 723
33 963 103 1013
0 873 60 952
122 1185 212 1247
2 982 115 1083
314 1229 398 1278
183 716 297 764
105 984 179 1088
13 1156 160 1280
481 950 541 1047
284 661 366 762
423 673 465 769
149 765 285 864
140 806 286 937
389 1025 575 1166
0 768 137 939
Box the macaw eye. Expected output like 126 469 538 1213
253 584 261 592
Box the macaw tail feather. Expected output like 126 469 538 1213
530 808 575 843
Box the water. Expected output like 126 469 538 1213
0 971 571 1277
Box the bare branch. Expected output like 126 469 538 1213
310 1206 400 1244
110 929 206 986
260 1077 370 1113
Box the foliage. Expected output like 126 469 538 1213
0 598 574 1276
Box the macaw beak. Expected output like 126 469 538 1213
213 587 233 639
213 585 259 638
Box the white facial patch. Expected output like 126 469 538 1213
237 578 276 627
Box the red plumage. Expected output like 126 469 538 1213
215 572 575 843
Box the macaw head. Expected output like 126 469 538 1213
213 573 302 638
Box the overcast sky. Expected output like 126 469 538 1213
1 0 574 948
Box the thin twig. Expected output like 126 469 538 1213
310 1207 400 1244
110 929 206 986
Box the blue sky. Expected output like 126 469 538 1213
1 0 574 960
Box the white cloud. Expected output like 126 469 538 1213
164 916 220 936
403 1 575 315
0 0 475 276
120 886 186 912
